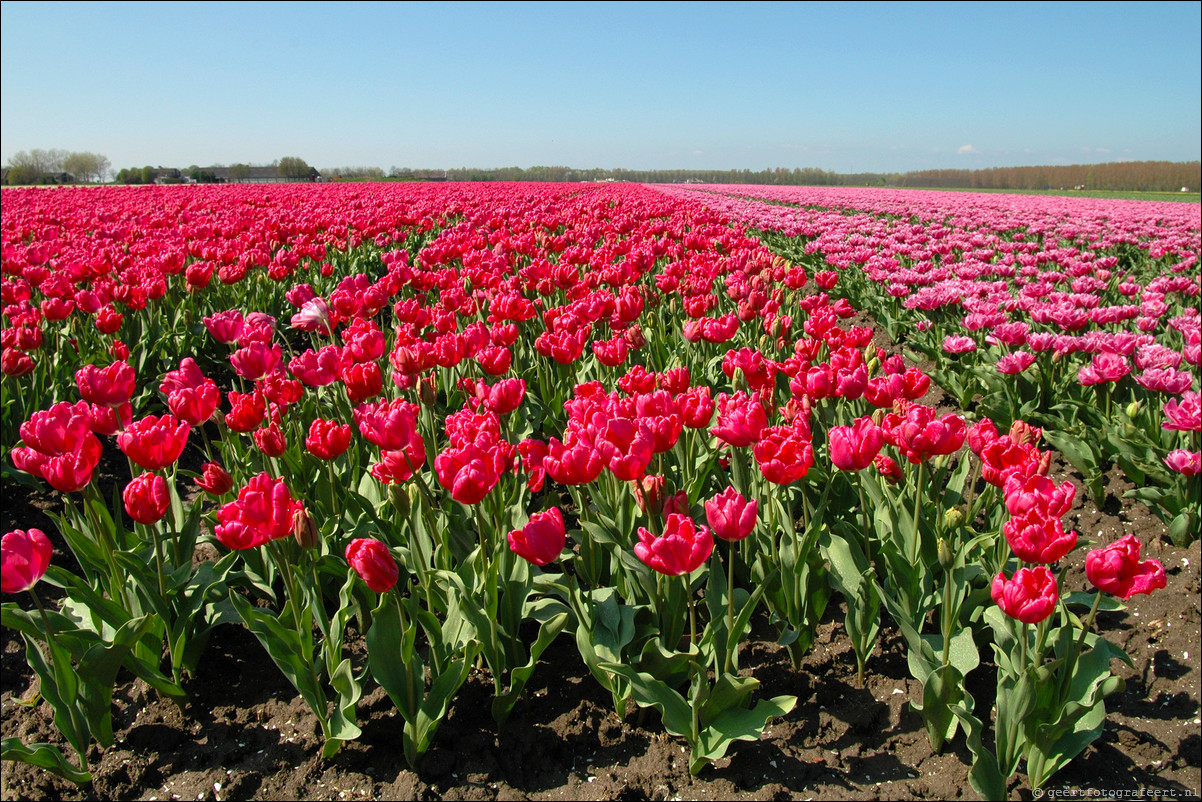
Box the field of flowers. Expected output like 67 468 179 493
1 182 1199 800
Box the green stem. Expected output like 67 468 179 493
910 461 925 567
724 542 736 675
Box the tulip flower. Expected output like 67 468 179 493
754 426 814 485
75 360 136 408
1085 534 1167 600
196 462 234 495
1162 391 1201 432
369 440 428 484
253 423 287 458
305 419 352 460
435 442 503 505
991 566 1058 624
2 529 53 594
1077 352 1131 385
711 392 767 448
1002 512 1077 565
1163 449 1200 476
634 513 713 576
704 486 757 542
230 342 283 381
123 473 171 525
203 310 244 344
214 473 303 550
118 415 190 471
829 418 886 472
507 508 566 566
1003 474 1076 520
345 538 399 593
225 390 267 433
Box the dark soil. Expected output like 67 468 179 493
3 448 1200 801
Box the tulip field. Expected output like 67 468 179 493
1 182 1199 800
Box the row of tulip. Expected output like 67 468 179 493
0 182 1188 796
661 184 1200 544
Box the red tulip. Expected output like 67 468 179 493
991 567 1058 624
369 439 428 484
508 508 566 566
754 425 814 485
204 310 244 344
679 386 715 429
305 419 352 460
711 392 767 448
1003 512 1077 565
253 423 287 458
485 378 526 414
118 415 190 471
889 404 965 464
594 417 654 481
634 513 713 576
342 361 383 403
345 538 398 592
230 342 282 381
1 348 35 377
289 345 343 387
2 529 53 594
354 399 420 451
1085 534 1167 600
543 433 603 486
829 417 886 472
435 442 503 505
214 473 303 550
196 462 234 495
705 486 757 542
123 473 171 525
75 360 136 408
1003 474 1076 520
225 390 267 433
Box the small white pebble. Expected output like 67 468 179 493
214 783 222 792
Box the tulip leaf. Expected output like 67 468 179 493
600 661 694 741
692 693 797 774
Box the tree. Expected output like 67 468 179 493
140 165 158 184
230 163 252 181
62 152 111 184
5 149 69 183
277 156 311 181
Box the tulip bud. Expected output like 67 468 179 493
866 356 879 376
419 375 437 406
1125 400 1142 420
937 537 955 572
388 483 410 517
292 506 319 549
943 507 965 531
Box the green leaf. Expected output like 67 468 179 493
229 592 329 736
0 739 91 785
600 662 695 741
917 664 964 752
692 695 796 774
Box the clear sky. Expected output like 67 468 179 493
2 1 1199 174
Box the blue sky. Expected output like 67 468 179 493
2 1 1199 174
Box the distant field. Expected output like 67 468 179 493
932 186 1200 202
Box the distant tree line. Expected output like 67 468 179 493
4 149 111 184
392 162 1200 192
6 150 1197 192
896 161 1200 192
